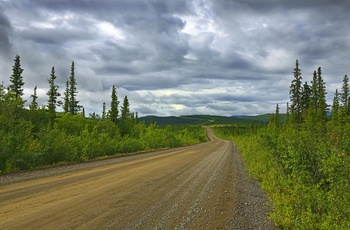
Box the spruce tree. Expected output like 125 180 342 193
68 61 80 115
331 89 340 124
63 80 69 113
341 74 349 115
289 59 303 124
102 101 106 119
301 81 311 120
309 70 319 119
47 66 61 123
29 86 38 110
10 55 24 98
120 95 131 136
109 85 119 124
9 54 25 107
316 67 328 123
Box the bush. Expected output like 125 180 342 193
213 124 350 229
117 137 145 153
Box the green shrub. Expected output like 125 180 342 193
213 124 350 229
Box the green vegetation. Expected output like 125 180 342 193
0 55 207 173
213 60 350 229
139 114 276 125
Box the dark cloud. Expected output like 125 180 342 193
0 0 349 116
0 6 12 55
18 27 97 46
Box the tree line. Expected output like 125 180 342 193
0 55 207 173
213 60 350 229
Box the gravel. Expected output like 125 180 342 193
1 131 280 229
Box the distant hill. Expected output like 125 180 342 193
138 114 285 125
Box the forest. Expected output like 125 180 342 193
0 55 207 173
213 60 350 229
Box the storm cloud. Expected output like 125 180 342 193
1 0 349 116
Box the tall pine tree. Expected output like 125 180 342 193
289 59 303 124
102 101 106 119
47 66 61 124
9 54 25 106
63 80 69 113
308 70 319 120
109 85 119 124
120 95 131 136
331 89 340 124
340 74 349 115
316 67 328 124
68 61 80 115
301 81 311 121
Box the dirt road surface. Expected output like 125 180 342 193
0 129 278 229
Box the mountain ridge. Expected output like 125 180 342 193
138 114 283 125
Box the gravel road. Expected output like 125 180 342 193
0 128 279 229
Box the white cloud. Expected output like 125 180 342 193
1 0 349 117
96 21 125 40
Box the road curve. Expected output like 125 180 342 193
0 128 278 229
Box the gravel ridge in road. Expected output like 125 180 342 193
0 129 279 229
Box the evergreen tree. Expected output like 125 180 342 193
109 85 119 124
301 81 311 120
121 96 130 117
120 95 131 136
68 61 80 115
316 67 328 123
47 66 61 124
308 70 319 119
102 101 106 119
9 54 25 107
340 74 349 115
289 59 303 124
331 89 340 124
29 86 38 110
10 54 24 99
63 80 69 113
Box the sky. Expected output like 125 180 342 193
1 0 350 117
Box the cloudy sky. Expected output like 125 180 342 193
1 0 350 117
